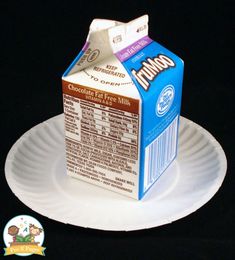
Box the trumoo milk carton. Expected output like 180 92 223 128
62 15 184 200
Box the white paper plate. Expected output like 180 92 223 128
5 114 227 231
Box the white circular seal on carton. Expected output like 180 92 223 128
156 85 175 117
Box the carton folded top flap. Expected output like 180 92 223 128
108 15 148 53
89 19 123 32
64 15 149 76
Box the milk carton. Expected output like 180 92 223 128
62 15 184 200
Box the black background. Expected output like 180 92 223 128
1 0 234 259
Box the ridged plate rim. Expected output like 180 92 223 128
5 114 227 231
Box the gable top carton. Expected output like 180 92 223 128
62 15 184 200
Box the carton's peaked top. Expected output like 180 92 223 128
63 15 149 77
62 15 183 99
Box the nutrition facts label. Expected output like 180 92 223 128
63 87 140 197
